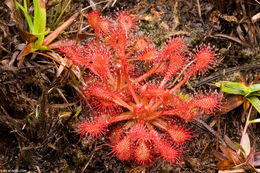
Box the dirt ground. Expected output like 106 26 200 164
0 0 260 172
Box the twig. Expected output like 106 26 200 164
194 117 226 146
88 0 96 10
111 0 117 7
76 12 84 43
0 45 12 54
214 34 251 47
0 65 18 72
81 140 97 173
196 0 202 19
50 102 77 109
252 12 260 23
35 165 41 173
219 169 260 173
194 64 260 88
217 114 220 150
81 1 107 12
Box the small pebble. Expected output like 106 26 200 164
192 23 202 28
155 5 162 12
180 15 187 22
213 25 221 31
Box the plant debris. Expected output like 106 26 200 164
0 0 259 172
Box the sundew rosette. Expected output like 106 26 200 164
59 10 222 165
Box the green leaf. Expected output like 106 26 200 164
249 118 260 124
35 105 39 119
33 0 41 33
216 81 247 95
234 142 246 154
249 84 260 93
33 28 50 36
246 96 260 113
74 105 82 118
248 92 260 97
33 0 47 48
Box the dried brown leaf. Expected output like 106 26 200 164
254 152 260 167
220 146 243 165
224 135 240 151
219 169 260 173
214 34 251 47
213 149 228 161
4 0 24 29
252 12 260 23
17 44 34 67
209 10 220 25
220 95 244 114
39 0 45 9
236 25 246 42
245 148 255 166
0 21 10 38
221 14 239 23
43 12 79 46
47 33 94 49
216 160 235 170
17 27 38 43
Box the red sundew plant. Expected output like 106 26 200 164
59 10 222 165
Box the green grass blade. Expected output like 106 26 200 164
15 1 34 33
53 0 72 28
246 96 260 113
35 105 39 119
50 1 61 29
23 0 28 12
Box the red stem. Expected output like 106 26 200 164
103 77 133 111
120 55 140 104
150 71 193 113
109 112 134 124
111 92 133 111
169 71 193 95
132 63 162 85
147 100 166 120
151 119 167 131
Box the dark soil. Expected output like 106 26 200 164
0 0 260 172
